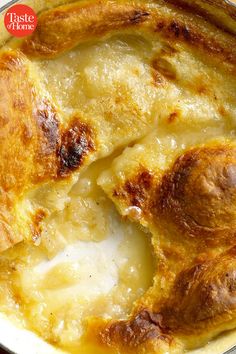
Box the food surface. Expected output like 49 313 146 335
0 0 236 353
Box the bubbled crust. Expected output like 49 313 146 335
155 146 236 244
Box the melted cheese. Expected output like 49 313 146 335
98 118 236 352
0 156 154 352
0 0 235 353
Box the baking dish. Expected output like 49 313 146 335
0 0 236 353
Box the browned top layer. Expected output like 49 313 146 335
165 0 236 34
1 0 236 352
22 1 150 58
0 50 95 251
155 146 236 244
100 310 174 353
21 0 236 68
0 51 95 191
99 244 236 352
101 143 236 352
162 245 236 336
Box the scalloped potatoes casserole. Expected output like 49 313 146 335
0 0 236 353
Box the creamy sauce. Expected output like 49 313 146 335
0 1 236 353
0 154 154 352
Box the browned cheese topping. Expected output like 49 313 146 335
0 0 236 353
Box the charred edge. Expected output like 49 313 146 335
113 169 153 209
128 10 150 24
36 99 60 154
101 310 171 348
57 118 95 178
166 20 195 42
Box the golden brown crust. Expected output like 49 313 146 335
0 50 96 251
0 51 52 250
0 51 95 187
154 16 236 66
99 143 236 351
113 168 154 215
0 51 58 192
21 0 236 68
162 246 236 337
165 0 236 34
1 0 236 352
102 245 236 350
22 1 150 58
100 310 173 353
113 145 236 246
155 146 236 246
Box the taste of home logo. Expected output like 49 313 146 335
4 4 37 37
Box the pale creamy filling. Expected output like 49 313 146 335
0 156 154 352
